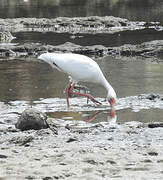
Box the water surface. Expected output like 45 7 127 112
13 28 163 47
0 56 163 123
0 0 163 24
0 57 163 102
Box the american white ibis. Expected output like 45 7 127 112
38 53 116 108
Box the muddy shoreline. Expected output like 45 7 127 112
1 114 163 179
1 95 163 179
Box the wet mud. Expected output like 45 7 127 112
0 94 163 179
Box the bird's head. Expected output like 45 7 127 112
38 53 61 71
38 53 51 63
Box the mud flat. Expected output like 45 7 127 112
0 113 163 179
1 122 163 180
0 94 163 179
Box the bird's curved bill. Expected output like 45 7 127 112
109 98 115 107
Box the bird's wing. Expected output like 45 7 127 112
52 53 104 83
51 61 63 72
41 53 105 83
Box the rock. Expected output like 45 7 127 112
45 118 58 135
9 135 34 145
0 31 15 42
66 137 78 143
0 154 8 158
138 93 162 101
148 152 158 156
15 108 49 131
148 122 163 128
146 94 160 100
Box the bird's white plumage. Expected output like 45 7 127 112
38 52 116 102
39 53 104 83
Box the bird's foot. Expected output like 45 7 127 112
89 96 102 105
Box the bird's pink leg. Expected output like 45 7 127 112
65 82 72 108
69 84 102 105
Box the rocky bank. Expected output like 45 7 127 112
0 16 162 60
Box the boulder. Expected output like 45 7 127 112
15 108 49 131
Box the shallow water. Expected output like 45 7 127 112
0 57 163 123
47 108 163 124
0 57 163 102
13 28 163 47
0 0 163 24
0 0 163 124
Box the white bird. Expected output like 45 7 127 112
38 53 116 108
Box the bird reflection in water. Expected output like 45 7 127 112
47 109 116 124
68 84 116 123
47 85 116 123
84 109 116 123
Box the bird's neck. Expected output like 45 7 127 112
103 79 113 91
101 77 115 98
